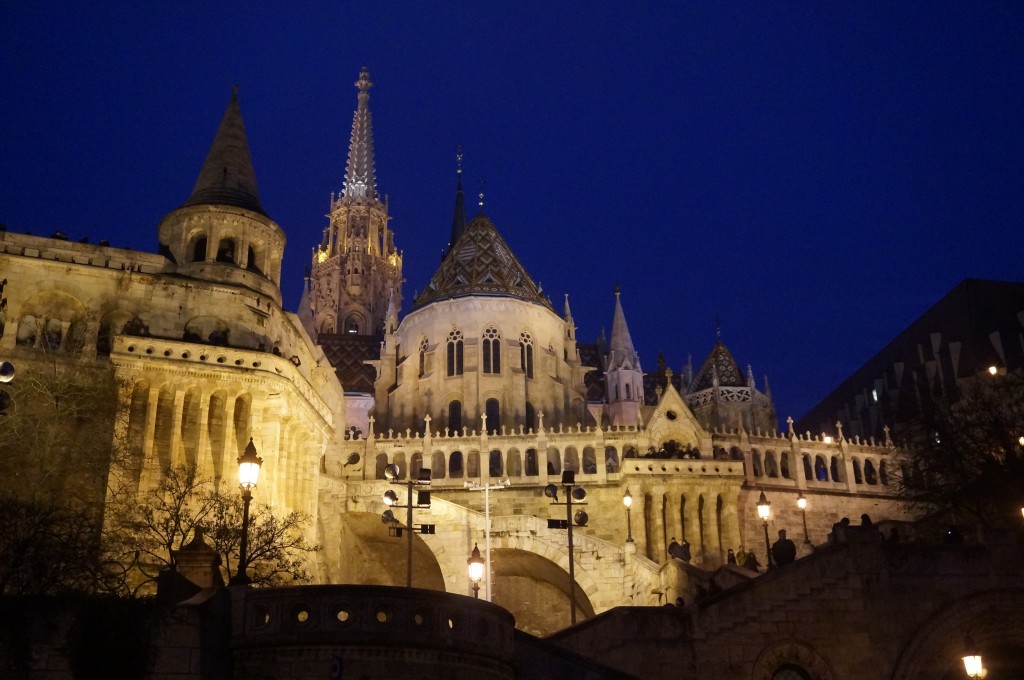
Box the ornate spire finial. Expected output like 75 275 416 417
343 68 377 201
614 283 621 296
457 144 463 174
356 67 373 93
715 316 722 340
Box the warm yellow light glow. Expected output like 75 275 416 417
963 654 984 678
382 489 398 506
237 439 263 489
988 365 998 375
797 494 807 510
316 248 329 264
1018 435 1024 447
467 543 485 582
623 490 633 508
823 435 833 444
756 491 771 521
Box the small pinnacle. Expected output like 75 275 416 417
457 144 463 173
232 84 239 98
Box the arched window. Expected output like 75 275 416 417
852 458 863 484
449 451 464 478
525 448 539 476
410 452 424 480
752 452 763 477
830 456 842 482
192 236 207 262
525 402 536 432
485 398 500 434
216 238 235 263
246 245 263 273
431 452 445 479
582 447 597 474
803 454 813 481
419 337 428 377
764 452 778 477
864 459 878 484
482 326 501 374
604 446 619 472
879 460 889 485
814 455 828 481
344 315 360 334
780 452 791 478
448 400 462 434
519 332 534 379
625 383 632 400
489 450 503 477
447 329 464 376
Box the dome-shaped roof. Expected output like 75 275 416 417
689 340 744 391
413 214 550 310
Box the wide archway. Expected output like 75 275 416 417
328 512 445 591
490 547 595 636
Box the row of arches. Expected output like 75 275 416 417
185 231 274 281
423 328 535 379
751 450 890 486
372 445 623 481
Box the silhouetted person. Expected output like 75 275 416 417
860 513 873 527
668 537 680 559
727 548 737 565
742 551 760 572
771 529 797 566
828 517 851 543
679 539 691 563
885 526 900 544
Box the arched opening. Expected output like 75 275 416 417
546 447 561 475
764 451 778 477
563 446 580 473
830 456 842 482
879 460 889 485
215 238 235 263
482 326 501 374
375 453 388 480
410 452 424 480
448 400 462 434
392 452 407 480
246 245 263 274
752 451 763 477
814 455 828 481
864 459 878 484
447 329 464 376
852 458 863 484
604 446 619 473
485 398 500 434
466 451 480 478
431 451 445 478
489 547 596 637
582 447 597 474
780 452 791 478
449 451 463 478
802 454 813 481
344 315 361 334
489 449 503 477
191 236 207 262
525 449 538 476
519 332 534 379
507 449 522 477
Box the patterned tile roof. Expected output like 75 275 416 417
689 341 745 391
318 332 380 393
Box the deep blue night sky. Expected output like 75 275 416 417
2 3 1022 426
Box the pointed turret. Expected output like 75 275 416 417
446 149 467 256
158 88 284 304
181 87 266 216
604 289 644 426
343 68 378 202
384 288 398 335
607 289 640 371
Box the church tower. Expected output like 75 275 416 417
604 290 645 427
302 68 402 340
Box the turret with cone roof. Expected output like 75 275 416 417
604 288 645 427
158 87 285 304
684 328 777 432
301 68 402 341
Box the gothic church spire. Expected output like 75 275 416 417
343 68 378 201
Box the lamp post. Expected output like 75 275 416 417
467 543 484 598
797 493 811 544
229 438 263 586
545 471 589 626
464 479 510 601
756 490 773 569
623 488 634 543
381 463 433 587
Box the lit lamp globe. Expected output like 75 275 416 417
467 543 485 598
796 494 807 511
962 634 987 678
623 490 633 509
238 439 263 490
756 491 771 522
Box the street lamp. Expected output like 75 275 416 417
756 490 773 569
467 543 484 599
623 488 634 543
381 463 433 587
229 438 263 586
796 493 811 544
464 479 510 601
962 634 987 678
545 470 589 625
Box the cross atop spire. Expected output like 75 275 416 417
343 67 378 202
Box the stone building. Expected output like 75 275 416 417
8 69 1020 679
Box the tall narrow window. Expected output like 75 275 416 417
519 331 534 379
418 337 428 377
525 402 536 432
486 398 500 434
448 400 462 433
482 326 501 374
447 329 464 376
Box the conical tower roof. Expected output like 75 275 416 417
606 290 641 371
689 340 744 391
181 88 266 216
342 68 378 202
446 153 467 256
414 214 550 310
